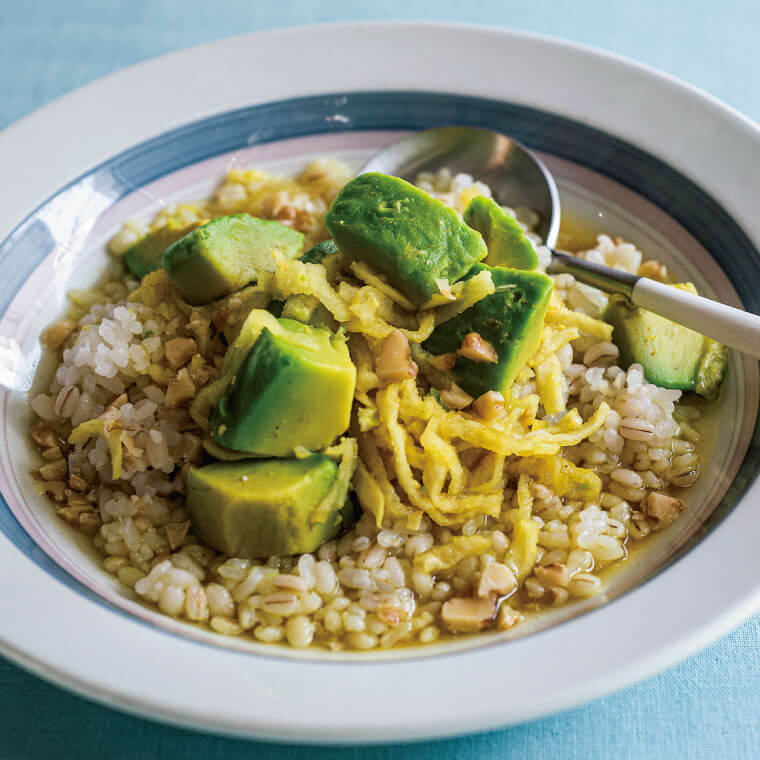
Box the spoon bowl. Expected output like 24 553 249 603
361 126 561 247
362 126 760 359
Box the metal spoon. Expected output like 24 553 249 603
362 126 760 359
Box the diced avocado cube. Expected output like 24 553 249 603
695 340 729 398
301 239 338 264
463 195 538 270
422 264 553 397
280 295 336 331
162 214 304 305
211 318 356 456
325 173 488 306
186 455 356 558
123 220 199 279
604 282 728 398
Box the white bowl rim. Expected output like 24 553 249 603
0 21 759 743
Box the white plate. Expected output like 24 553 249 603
0 22 759 742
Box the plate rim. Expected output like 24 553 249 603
1 21 760 743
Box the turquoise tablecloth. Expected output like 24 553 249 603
2 2 760 757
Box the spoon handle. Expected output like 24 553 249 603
547 250 760 359
631 278 760 358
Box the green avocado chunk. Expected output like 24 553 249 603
280 295 336 331
162 214 304 305
123 220 199 279
210 318 356 456
463 196 539 270
186 455 356 558
301 239 339 264
604 282 728 398
422 264 553 397
190 309 282 430
325 173 488 306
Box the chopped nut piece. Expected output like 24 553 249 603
473 391 506 421
260 191 313 230
165 337 198 369
277 206 298 224
477 562 517 598
177 433 203 462
429 353 457 371
377 605 405 626
78 512 102 535
292 208 314 232
638 260 668 282
30 422 58 448
441 596 496 632
41 320 77 350
534 564 570 588
120 433 142 459
67 493 92 508
211 307 230 332
57 499 92 520
166 368 196 408
439 383 473 410
68 473 89 492
57 506 84 526
41 446 64 461
43 481 67 501
496 604 524 631
261 190 290 218
166 521 191 550
643 491 684 528
458 332 498 363
191 364 212 388
375 329 419 386
544 586 570 605
37 459 68 481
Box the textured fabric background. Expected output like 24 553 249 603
1 1 759 757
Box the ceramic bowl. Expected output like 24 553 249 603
0 23 758 742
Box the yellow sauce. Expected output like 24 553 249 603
556 212 611 252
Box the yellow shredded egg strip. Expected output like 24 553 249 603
68 417 124 480
375 383 503 526
356 434 414 525
419 416 465 496
349 261 417 312
468 453 507 493
267 258 352 322
353 460 385 526
430 270 494 324
346 334 379 393
414 535 492 574
546 304 613 341
311 437 358 525
530 325 580 368
345 288 436 342
129 269 187 316
504 474 540 582
516 456 602 501
534 353 566 415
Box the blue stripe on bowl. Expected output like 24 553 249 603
1 91 758 653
